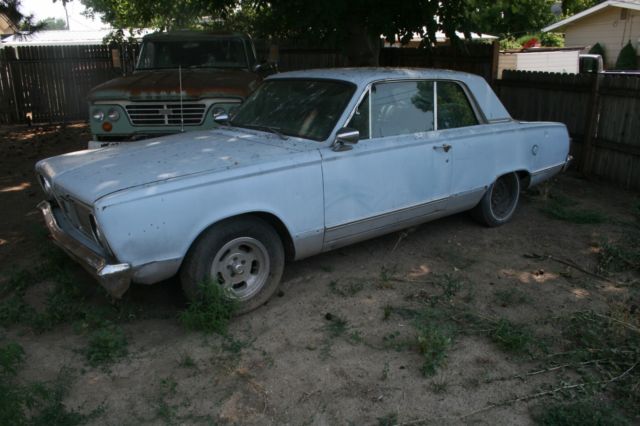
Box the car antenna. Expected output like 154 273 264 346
179 65 184 132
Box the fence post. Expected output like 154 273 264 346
580 73 602 174
490 40 500 84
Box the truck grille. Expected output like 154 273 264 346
125 103 207 126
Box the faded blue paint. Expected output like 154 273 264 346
36 68 569 293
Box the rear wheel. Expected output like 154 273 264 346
472 172 520 227
180 216 285 314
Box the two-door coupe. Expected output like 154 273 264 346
36 68 571 313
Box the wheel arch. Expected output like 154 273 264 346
515 169 531 189
183 211 296 265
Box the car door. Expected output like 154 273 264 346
321 80 452 251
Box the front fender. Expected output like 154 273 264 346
94 150 324 283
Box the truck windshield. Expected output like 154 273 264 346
230 79 355 142
137 39 248 70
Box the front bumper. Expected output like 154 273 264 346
37 201 132 298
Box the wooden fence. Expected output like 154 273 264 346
496 70 640 190
0 42 495 125
0 45 129 124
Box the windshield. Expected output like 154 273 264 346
137 39 248 70
230 79 355 141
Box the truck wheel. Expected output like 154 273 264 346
180 216 285 314
472 172 520 227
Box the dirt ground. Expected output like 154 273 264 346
1 123 639 425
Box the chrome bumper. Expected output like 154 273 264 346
37 201 132 298
562 154 574 172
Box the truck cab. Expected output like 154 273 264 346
87 31 268 148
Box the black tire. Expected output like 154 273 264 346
472 172 521 227
180 216 285 314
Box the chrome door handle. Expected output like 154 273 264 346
433 144 452 153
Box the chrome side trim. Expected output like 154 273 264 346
38 201 132 298
323 188 485 252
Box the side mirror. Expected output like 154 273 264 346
333 127 359 151
214 113 230 125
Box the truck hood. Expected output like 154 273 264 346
36 129 314 205
88 69 261 102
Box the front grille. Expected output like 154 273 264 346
56 196 95 242
125 103 207 126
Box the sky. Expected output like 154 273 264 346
20 0 108 30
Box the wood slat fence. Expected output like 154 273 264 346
0 43 495 125
496 70 640 190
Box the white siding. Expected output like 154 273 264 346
564 7 640 68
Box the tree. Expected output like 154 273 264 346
615 41 638 70
37 17 67 30
561 0 602 16
80 0 558 65
52 0 71 30
0 0 45 32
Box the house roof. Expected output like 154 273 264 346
543 0 640 32
1 29 151 46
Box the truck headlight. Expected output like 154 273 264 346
107 109 120 121
92 109 104 122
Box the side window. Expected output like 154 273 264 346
346 92 370 140
371 81 434 138
436 82 479 130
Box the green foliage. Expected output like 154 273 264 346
500 36 523 50
416 324 452 376
597 235 640 273
377 412 398 426
0 341 24 377
37 17 67 30
83 322 128 366
541 195 607 224
178 281 237 334
0 341 95 426
489 319 535 354
533 400 630 425
540 32 564 47
561 0 601 16
493 288 530 307
589 43 606 65
615 41 638 70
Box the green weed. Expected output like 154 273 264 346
83 322 128 367
541 196 607 224
488 319 535 354
493 288 530 307
328 279 365 297
179 281 237 334
178 354 196 369
377 412 398 426
0 341 97 425
533 399 630 426
416 324 452 376
597 236 640 273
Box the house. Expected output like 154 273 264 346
0 13 18 37
542 0 640 68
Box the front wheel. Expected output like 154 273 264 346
472 172 520 227
180 216 285 314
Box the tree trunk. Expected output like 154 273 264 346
345 20 380 66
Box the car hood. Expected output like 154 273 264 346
36 129 314 205
88 69 261 102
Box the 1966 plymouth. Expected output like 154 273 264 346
36 68 570 313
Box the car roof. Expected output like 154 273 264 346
267 67 482 86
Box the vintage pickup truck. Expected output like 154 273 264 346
87 31 267 148
37 68 571 313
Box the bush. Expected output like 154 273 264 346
540 32 564 47
589 43 606 65
615 41 638 70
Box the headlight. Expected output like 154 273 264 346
38 174 53 196
92 109 104 121
107 109 120 121
211 106 226 118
